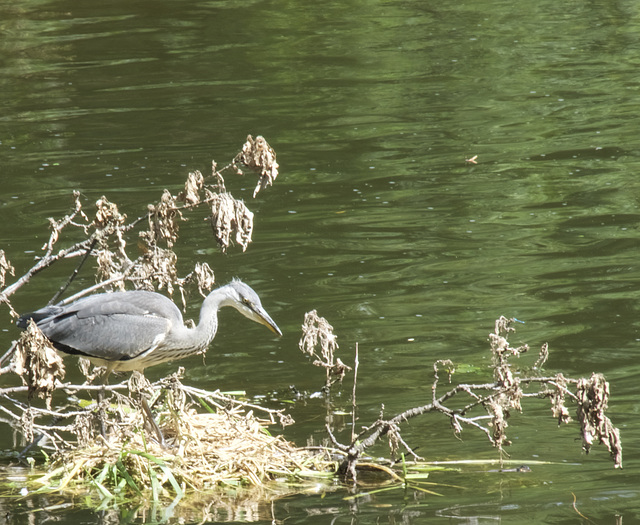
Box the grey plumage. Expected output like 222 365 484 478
17 279 282 374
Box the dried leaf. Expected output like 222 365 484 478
235 135 279 198
13 320 65 409
129 247 178 294
0 249 15 289
177 262 216 310
576 373 623 468
299 310 338 362
210 193 254 252
93 196 126 234
95 249 127 290
486 399 511 448
178 170 205 206
141 190 182 248
191 262 215 296
299 310 349 388
489 316 528 387
534 342 549 369
549 373 572 425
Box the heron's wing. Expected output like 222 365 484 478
27 291 182 362
66 291 183 322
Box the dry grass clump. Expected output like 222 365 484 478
160 408 309 488
30 373 334 499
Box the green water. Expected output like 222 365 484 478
1 0 639 522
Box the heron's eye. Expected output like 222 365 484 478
242 298 253 308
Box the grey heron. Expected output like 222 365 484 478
17 278 282 375
17 279 282 445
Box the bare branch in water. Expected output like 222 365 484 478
308 316 623 482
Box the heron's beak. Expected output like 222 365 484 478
254 306 283 336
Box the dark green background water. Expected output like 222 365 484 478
1 0 639 522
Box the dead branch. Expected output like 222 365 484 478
325 317 623 481
0 137 283 470
0 138 279 374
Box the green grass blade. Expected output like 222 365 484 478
128 450 184 498
115 459 142 496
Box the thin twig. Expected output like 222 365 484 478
175 384 287 419
49 237 98 305
351 342 359 444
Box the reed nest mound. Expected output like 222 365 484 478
31 371 335 496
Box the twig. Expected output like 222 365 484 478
57 381 128 392
325 423 349 452
177 384 288 420
351 342 359 444
571 492 595 523
49 237 98 305
0 384 28 395
0 340 19 369
0 238 95 303
57 275 133 306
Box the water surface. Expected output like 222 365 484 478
1 0 639 522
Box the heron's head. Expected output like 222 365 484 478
221 279 283 336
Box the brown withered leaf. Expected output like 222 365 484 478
142 190 182 248
129 247 178 294
188 262 215 297
210 193 254 252
235 135 279 198
576 373 623 468
178 170 205 206
299 310 338 363
534 342 549 369
13 320 65 409
299 310 350 389
95 249 127 291
486 399 511 449
93 196 126 234
549 373 572 425
177 262 216 311
0 249 14 289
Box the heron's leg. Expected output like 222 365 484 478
130 371 169 448
97 389 107 439
97 366 115 439
140 396 168 449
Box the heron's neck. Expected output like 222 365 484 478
193 285 231 348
